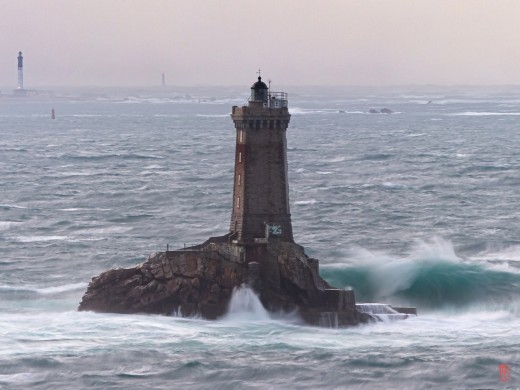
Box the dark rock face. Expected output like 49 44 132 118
78 238 374 326
79 245 247 319
368 108 394 114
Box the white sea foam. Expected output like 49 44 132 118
0 282 86 295
14 235 70 243
0 221 22 231
482 246 520 261
36 282 88 295
290 107 347 115
80 226 133 235
326 156 347 163
447 111 520 116
294 199 318 205
71 114 113 117
382 182 408 189
0 373 48 386
0 204 27 209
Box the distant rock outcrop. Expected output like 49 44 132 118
368 108 394 114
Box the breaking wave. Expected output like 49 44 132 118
221 285 270 321
320 239 520 313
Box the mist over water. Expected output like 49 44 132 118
0 86 519 389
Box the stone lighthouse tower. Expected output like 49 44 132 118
229 76 292 244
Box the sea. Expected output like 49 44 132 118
0 85 519 389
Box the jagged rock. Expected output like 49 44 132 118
78 238 377 325
368 108 394 114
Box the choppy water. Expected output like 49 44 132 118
1 86 519 389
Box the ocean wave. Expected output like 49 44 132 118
58 153 164 161
320 238 520 313
71 114 114 118
14 235 71 243
0 282 87 296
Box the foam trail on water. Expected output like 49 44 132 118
222 285 270 321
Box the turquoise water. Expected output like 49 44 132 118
0 86 519 389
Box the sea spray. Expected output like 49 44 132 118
222 285 271 321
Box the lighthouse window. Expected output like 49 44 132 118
237 174 241 185
239 131 243 143
236 197 240 208
238 152 242 163
269 120 273 129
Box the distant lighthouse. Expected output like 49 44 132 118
230 75 292 243
17 51 24 89
161 73 166 87
14 51 26 96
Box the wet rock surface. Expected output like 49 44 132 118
78 238 373 326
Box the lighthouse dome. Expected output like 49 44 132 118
251 76 268 102
251 76 268 90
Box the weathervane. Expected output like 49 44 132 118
257 68 261 77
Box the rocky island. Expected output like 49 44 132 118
79 77 416 326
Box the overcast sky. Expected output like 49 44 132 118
1 0 519 87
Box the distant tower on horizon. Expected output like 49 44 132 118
17 51 24 90
14 51 27 96
161 72 166 87
229 75 292 243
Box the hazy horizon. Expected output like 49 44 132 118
1 0 520 88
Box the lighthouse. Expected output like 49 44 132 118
17 52 24 89
79 73 417 325
14 51 26 96
229 76 292 244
